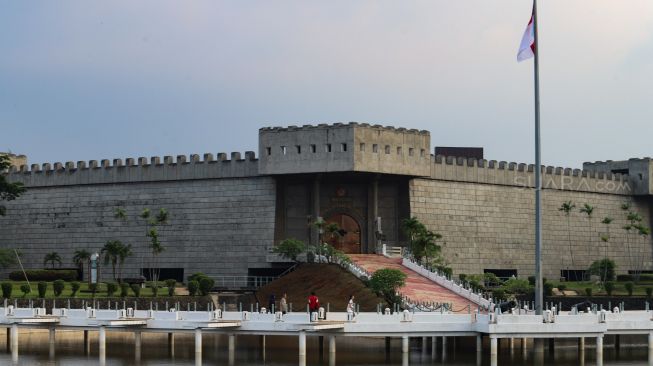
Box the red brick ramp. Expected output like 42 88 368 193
349 254 477 312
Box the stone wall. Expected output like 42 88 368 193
410 178 653 279
0 176 276 280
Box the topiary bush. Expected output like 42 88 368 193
625 282 634 296
199 277 215 296
1 282 12 298
272 238 305 262
150 283 159 297
88 283 98 297
187 280 199 296
369 268 407 305
106 282 118 297
585 288 592 297
70 282 80 297
492 289 506 302
120 283 129 297
165 279 176 296
53 280 65 297
130 284 141 297
543 282 553 297
604 281 615 296
588 259 616 282
37 282 47 298
20 284 31 297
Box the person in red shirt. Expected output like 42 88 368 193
308 292 320 312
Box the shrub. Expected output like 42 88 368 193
188 280 199 296
369 268 407 301
70 282 81 297
165 279 176 296
120 283 129 297
37 282 47 298
625 282 634 296
130 284 141 297
604 281 615 296
1 282 12 298
9 269 77 282
458 274 468 285
647 288 653 298
53 280 65 297
106 282 118 297
543 282 553 297
501 278 532 295
150 283 159 297
589 259 616 282
492 289 506 301
272 238 305 262
585 288 592 297
188 272 209 283
527 276 535 286
20 284 31 297
88 283 98 296
199 277 215 296
122 277 146 285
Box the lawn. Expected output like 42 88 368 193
0 281 176 299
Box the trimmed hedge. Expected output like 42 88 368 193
9 270 77 282
616 274 653 282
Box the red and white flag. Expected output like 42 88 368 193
517 8 535 62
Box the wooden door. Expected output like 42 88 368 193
325 214 361 254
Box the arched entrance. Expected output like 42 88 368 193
324 214 361 254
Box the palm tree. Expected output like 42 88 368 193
72 249 91 279
600 217 613 283
43 252 62 269
580 204 595 265
559 201 576 278
402 217 426 256
101 240 132 282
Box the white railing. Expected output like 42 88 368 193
382 244 403 257
402 258 492 308
346 261 372 280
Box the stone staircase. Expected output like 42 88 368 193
349 254 481 312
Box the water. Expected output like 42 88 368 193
0 330 650 365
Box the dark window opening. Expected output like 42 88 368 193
326 144 332 152
341 143 347 152
561 269 586 282
266 147 271 156
310 144 316 153
296 145 301 154
360 143 365 152
372 144 378 153
611 169 629 175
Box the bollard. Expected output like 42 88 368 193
195 328 202 364
402 336 409 354
99 326 106 362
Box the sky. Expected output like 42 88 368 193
1 1 652 169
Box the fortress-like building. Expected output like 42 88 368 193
1 123 652 282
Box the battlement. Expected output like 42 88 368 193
1 153 27 169
259 122 429 135
429 155 632 195
582 157 652 195
5 152 259 187
259 122 431 176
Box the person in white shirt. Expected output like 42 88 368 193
347 294 355 314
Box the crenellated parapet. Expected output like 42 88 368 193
259 122 431 176
583 158 652 196
5 152 259 187
429 155 632 195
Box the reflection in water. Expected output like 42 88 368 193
0 329 650 365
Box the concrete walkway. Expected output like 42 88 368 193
349 254 478 312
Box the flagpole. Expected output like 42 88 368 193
532 0 543 316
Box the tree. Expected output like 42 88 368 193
402 217 426 255
0 248 19 269
589 258 616 283
370 268 407 306
599 217 613 285
559 201 576 276
0 154 27 216
580 203 595 261
623 207 646 282
101 240 132 282
272 238 305 262
43 252 62 269
72 249 91 279
141 208 169 285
